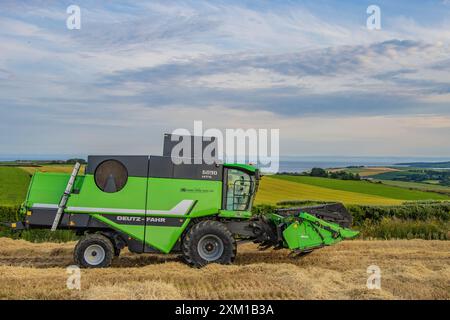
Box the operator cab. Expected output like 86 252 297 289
223 165 260 212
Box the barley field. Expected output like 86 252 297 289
271 176 450 201
255 176 404 205
0 238 448 300
329 167 400 177
18 165 86 174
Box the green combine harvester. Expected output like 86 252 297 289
8 135 358 268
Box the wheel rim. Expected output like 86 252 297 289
197 235 224 262
84 244 106 266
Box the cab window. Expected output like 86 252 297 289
225 169 254 211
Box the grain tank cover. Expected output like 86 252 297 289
86 155 223 181
149 156 223 181
86 155 149 177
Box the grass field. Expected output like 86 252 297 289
375 179 450 194
0 167 31 207
269 175 450 202
0 238 447 300
369 170 424 180
0 165 84 207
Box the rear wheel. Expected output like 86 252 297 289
182 220 236 267
74 234 114 268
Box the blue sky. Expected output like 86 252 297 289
1 0 450 157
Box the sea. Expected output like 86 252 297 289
277 156 450 173
1 155 449 173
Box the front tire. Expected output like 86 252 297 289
74 234 114 268
182 220 236 267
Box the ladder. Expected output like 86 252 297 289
51 162 81 231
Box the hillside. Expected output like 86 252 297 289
0 165 86 207
254 175 450 205
270 175 450 201
395 161 450 168
19 164 86 174
255 176 403 205
0 167 31 206
330 166 401 177
374 179 450 195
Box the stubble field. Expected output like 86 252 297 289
0 238 448 300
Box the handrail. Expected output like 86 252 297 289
51 162 81 231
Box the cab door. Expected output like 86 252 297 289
223 168 254 211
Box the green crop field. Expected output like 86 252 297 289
0 167 31 206
375 179 450 194
369 170 422 180
268 175 450 202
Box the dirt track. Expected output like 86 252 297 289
0 238 448 300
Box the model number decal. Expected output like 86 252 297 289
202 169 217 175
201 169 217 179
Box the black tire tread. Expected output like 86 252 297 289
182 220 236 267
74 233 114 268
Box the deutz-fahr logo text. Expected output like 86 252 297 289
115 216 166 223
117 216 142 222
147 217 166 223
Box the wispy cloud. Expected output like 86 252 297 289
1 0 450 156
96 39 450 116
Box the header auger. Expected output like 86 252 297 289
8 134 358 268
